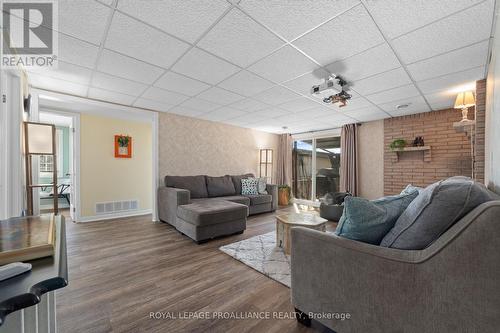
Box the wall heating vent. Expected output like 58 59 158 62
95 200 139 215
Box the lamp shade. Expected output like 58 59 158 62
25 122 54 154
454 91 475 109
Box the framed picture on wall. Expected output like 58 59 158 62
115 135 132 158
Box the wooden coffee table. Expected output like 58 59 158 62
276 213 328 255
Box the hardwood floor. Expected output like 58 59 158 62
57 208 335 333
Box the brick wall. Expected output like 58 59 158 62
474 79 486 183
384 109 474 195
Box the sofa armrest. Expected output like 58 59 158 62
157 187 190 226
266 184 278 211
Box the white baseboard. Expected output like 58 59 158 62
77 209 152 223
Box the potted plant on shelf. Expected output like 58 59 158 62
389 138 407 151
278 185 291 206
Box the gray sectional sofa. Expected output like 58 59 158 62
158 174 277 243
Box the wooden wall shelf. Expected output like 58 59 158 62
391 146 432 162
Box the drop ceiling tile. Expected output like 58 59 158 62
300 106 336 118
172 48 240 84
378 96 429 114
326 43 400 81
141 86 190 105
229 112 270 124
282 69 330 96
364 0 484 39
424 91 457 110
293 5 384 65
365 84 421 105
197 8 285 67
168 106 206 117
88 88 136 105
155 72 210 96
199 108 247 122
105 13 190 68
28 73 88 97
180 98 223 112
277 97 321 113
97 49 164 84
392 1 494 64
58 34 100 69
27 62 92 85
416 66 485 94
351 67 412 95
197 87 245 105
57 0 110 44
218 71 275 96
91 72 148 96
407 40 489 81
229 98 270 112
252 107 289 118
133 98 175 112
314 112 356 125
117 0 230 43
252 86 300 105
248 46 319 83
343 106 390 122
239 0 359 40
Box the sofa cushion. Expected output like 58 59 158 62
334 191 418 245
245 194 272 205
177 200 248 226
401 184 424 195
381 176 499 250
230 173 254 194
206 175 236 197
219 195 251 206
165 175 208 198
241 178 259 195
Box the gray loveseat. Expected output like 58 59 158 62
291 198 500 332
158 174 277 243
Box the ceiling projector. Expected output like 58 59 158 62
311 75 352 107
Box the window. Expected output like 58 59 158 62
292 136 341 202
39 128 64 178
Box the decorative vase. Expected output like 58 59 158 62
278 188 290 206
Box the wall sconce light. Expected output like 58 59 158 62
259 149 273 182
454 91 476 123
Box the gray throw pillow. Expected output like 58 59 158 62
206 176 236 197
381 176 498 250
257 177 268 194
241 178 259 195
334 191 418 245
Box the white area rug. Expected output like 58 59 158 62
220 231 291 288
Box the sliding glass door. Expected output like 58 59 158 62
293 136 341 202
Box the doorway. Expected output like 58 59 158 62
37 111 79 221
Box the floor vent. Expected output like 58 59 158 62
95 200 139 215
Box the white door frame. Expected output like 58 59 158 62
38 109 81 222
0 69 25 219
32 89 159 222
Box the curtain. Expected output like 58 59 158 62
340 124 358 196
276 133 292 186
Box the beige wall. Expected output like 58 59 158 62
358 120 384 199
80 114 152 217
159 113 279 180
485 17 500 194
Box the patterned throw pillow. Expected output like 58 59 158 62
241 178 259 195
